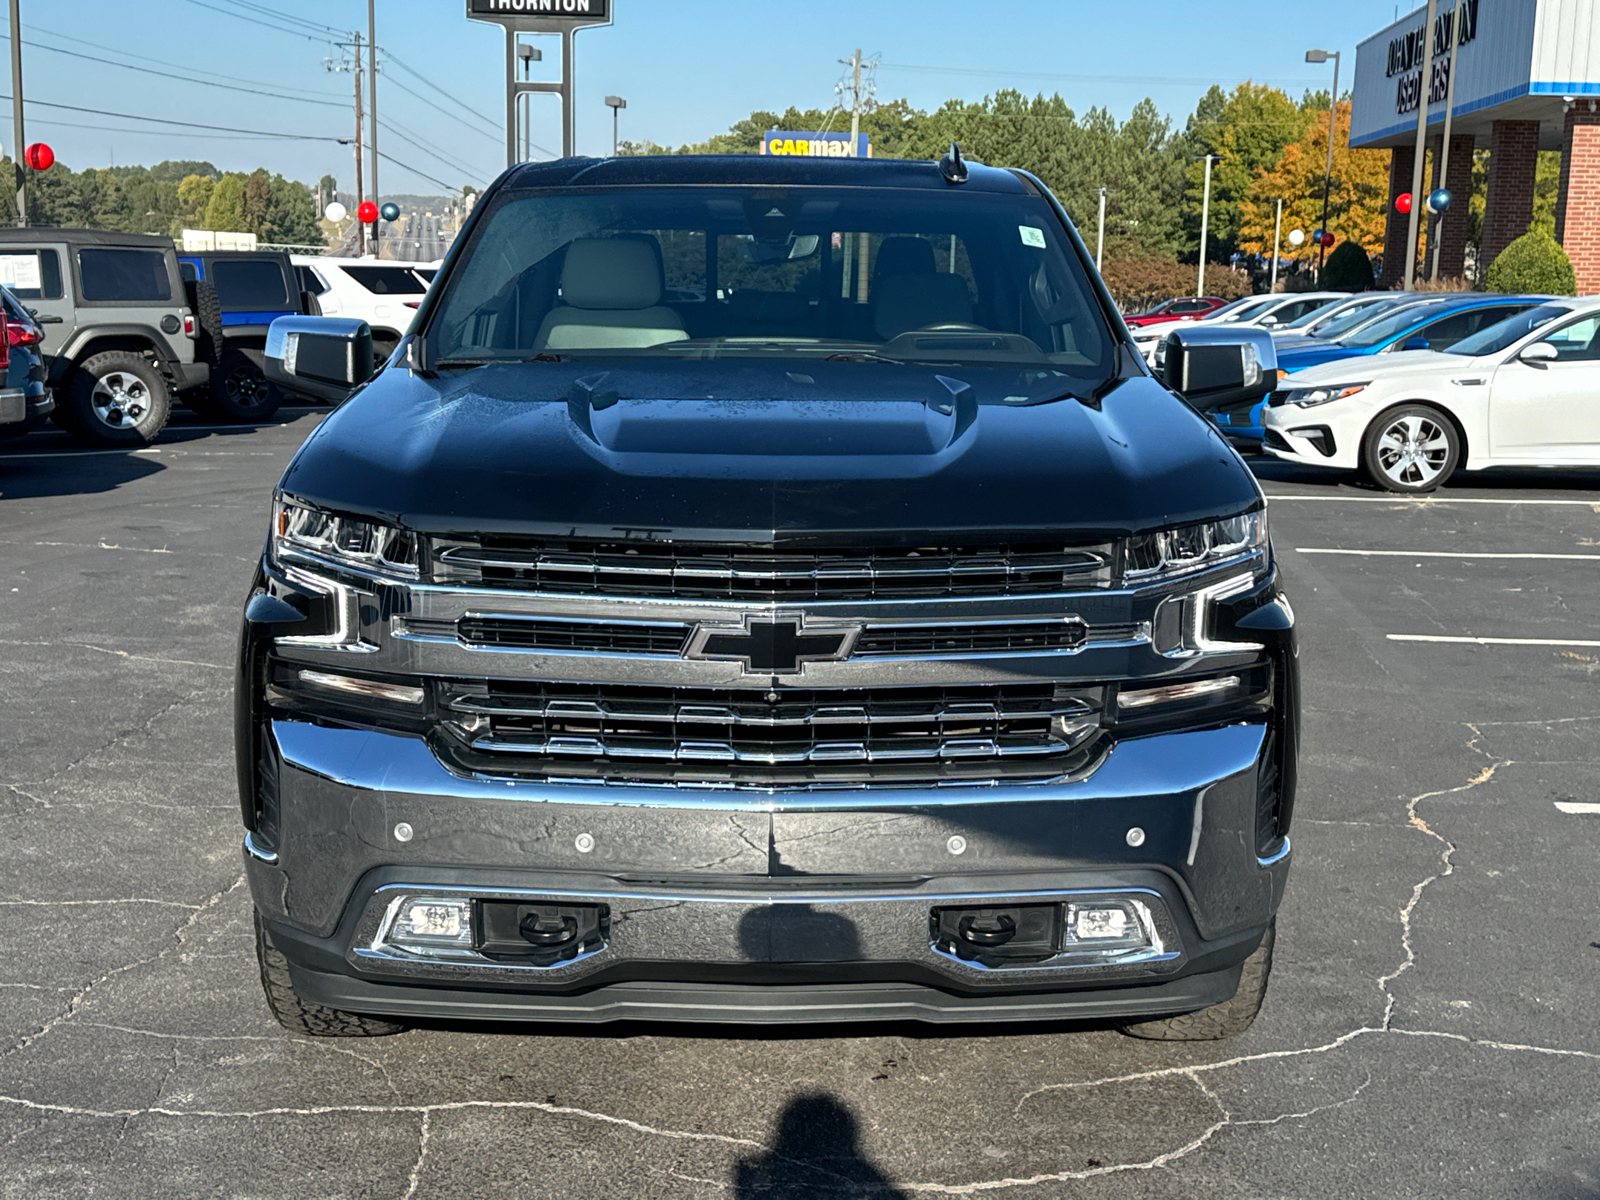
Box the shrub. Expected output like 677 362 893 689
1484 229 1576 295
1203 267 1254 300
1100 257 1195 313
1322 241 1374 292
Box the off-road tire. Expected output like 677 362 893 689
184 278 224 368
254 909 405 1038
1119 922 1274 1041
201 348 282 422
55 351 171 446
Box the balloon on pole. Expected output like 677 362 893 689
357 200 379 224
1394 191 1413 215
324 201 347 223
379 202 400 222
1427 188 1452 214
23 143 54 171
1287 228 1306 247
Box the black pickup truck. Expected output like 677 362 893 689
241 150 1297 1039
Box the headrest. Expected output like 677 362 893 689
874 272 974 340
871 237 937 287
559 238 663 310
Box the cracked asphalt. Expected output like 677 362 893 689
2 412 1599 1198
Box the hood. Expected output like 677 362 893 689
278 361 1260 543
1280 349 1456 388
1274 342 1367 372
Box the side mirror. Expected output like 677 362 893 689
1160 325 1278 417
1518 341 1558 364
264 316 374 402
1400 335 1430 351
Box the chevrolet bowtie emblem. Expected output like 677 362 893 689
684 616 861 674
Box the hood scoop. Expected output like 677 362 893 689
566 375 978 458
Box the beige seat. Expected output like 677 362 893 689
533 238 688 351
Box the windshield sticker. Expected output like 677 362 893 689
1019 226 1047 249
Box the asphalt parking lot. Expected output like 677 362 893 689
2 411 1598 1199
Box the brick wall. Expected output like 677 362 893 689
1556 107 1600 293
1481 119 1539 271
1424 134 1476 280
1380 145 1416 288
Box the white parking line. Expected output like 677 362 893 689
1555 801 1600 815
1265 495 1600 506
1298 548 1600 561
1387 634 1600 647
0 448 162 459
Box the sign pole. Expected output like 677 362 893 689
1271 198 1283 293
1430 7 1461 282
1196 154 1217 297
1403 0 1439 290
9 0 25 226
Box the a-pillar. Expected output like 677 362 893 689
1424 133 1475 280
1379 144 1416 288
1555 105 1600 293
1481 119 1540 271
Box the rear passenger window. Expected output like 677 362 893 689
297 265 329 295
0 248 63 299
78 248 172 302
342 265 426 295
211 260 291 309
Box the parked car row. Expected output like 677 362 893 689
0 229 439 448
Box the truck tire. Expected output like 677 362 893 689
55 352 171 447
184 278 224 368
203 347 283 422
1118 921 1274 1041
254 910 405 1038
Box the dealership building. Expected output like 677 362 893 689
1351 0 1600 287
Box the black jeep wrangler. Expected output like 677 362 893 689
240 151 1297 1039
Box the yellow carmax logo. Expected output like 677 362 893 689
766 137 860 157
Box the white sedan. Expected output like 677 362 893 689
1262 298 1600 492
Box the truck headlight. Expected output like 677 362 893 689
272 496 419 579
1284 383 1365 408
1124 511 1267 582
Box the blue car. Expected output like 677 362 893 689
1212 294 1541 443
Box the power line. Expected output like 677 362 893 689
0 92 341 141
880 61 1329 88
204 0 343 38
176 0 337 44
0 34 347 109
376 148 460 193
376 116 489 185
380 50 505 139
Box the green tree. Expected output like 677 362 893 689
1181 83 1311 261
176 173 214 225
203 172 247 231
241 168 272 233
262 173 320 244
149 160 219 183
1322 239 1374 290
1484 228 1575 294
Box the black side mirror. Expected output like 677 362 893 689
264 316 374 402
1160 325 1278 417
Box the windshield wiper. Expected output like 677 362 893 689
436 352 565 368
825 350 903 364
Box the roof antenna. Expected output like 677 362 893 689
938 142 968 185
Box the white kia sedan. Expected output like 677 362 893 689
1262 298 1600 492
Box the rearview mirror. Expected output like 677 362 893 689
1518 341 1558 364
264 316 374 402
1159 325 1278 417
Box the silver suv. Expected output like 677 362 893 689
0 229 208 446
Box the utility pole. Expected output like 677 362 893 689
1430 5 1461 282
1404 0 1439 290
1305 49 1341 277
367 0 379 259
9 0 24 226
848 48 863 157
1196 154 1218 296
352 31 366 256
1092 187 1111 272
1270 197 1284 293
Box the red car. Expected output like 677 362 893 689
1122 295 1226 328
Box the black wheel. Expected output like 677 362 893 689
254 910 405 1038
1119 922 1274 1041
56 352 170 446
1360 404 1460 493
184 279 224 368
203 348 283 422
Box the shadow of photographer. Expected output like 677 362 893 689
734 1093 907 1199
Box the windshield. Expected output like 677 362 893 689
1202 294 1266 322
1338 300 1457 349
1286 296 1379 333
1307 297 1412 340
426 185 1114 378
1444 303 1572 356
1216 296 1276 323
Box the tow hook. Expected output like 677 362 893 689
479 901 610 966
932 904 1061 964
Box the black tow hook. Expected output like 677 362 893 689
933 904 1062 964
519 910 579 947
956 912 1017 946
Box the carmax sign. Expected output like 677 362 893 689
762 131 870 158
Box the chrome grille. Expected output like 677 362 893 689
456 616 691 655
439 680 1105 789
855 620 1144 657
431 538 1114 600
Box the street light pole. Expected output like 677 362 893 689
1305 49 1341 277
517 43 541 161
9 0 25 225
1271 197 1284 293
1404 0 1440 290
1092 186 1111 272
604 95 626 156
1196 154 1218 296
1430 7 1462 282
367 0 379 259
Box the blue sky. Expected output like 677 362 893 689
11 0 1407 198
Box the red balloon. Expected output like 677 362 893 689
1394 191 1413 214
1320 231 1336 247
23 142 53 171
356 200 379 224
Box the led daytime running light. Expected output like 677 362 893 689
298 670 425 706
273 497 419 578
1118 674 1240 711
1125 512 1266 582
1286 383 1366 408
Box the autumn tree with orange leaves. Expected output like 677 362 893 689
1238 100 1390 268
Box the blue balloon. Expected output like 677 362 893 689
379 201 401 222
1427 188 1452 214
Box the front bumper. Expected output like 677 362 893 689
1261 405 1364 470
245 716 1291 1024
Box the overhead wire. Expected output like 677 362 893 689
0 93 342 141
176 0 339 44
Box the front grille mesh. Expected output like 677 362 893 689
456 616 691 655
431 538 1114 601
439 679 1104 789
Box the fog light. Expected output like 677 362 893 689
1064 900 1149 949
386 896 473 957
1118 674 1239 711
